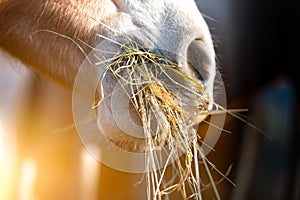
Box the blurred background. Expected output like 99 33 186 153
0 0 297 200
197 0 298 200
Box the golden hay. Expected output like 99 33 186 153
96 44 218 200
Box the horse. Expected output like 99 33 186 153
0 0 215 90
0 0 218 199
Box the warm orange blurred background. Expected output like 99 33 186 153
0 53 148 200
0 54 94 199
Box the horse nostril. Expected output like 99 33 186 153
186 39 216 111
188 61 205 81
187 39 214 83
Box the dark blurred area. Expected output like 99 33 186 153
198 0 298 200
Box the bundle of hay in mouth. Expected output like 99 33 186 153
95 42 215 200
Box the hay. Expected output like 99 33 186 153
94 41 220 199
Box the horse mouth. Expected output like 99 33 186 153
94 45 213 152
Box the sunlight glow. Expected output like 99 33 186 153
17 158 38 200
0 119 18 200
80 149 100 200
0 120 4 161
